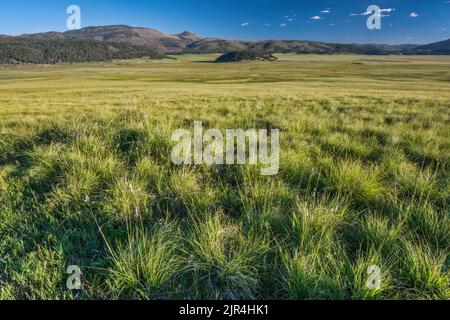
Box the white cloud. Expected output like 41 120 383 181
410 12 419 18
280 23 287 27
311 16 322 20
241 22 249 27
321 9 331 14
352 8 395 17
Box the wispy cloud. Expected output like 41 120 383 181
241 22 249 27
351 8 395 17
410 12 419 18
311 16 322 20
321 9 331 14
280 23 287 27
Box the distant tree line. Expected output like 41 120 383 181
0 38 163 64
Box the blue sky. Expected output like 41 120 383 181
1 0 449 44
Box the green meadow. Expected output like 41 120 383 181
0 54 448 299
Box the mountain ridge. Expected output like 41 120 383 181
20 25 201 53
3 25 450 58
412 39 450 55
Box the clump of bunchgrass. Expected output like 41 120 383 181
351 250 395 299
277 198 351 299
104 222 182 299
329 160 385 207
182 213 270 299
399 241 449 299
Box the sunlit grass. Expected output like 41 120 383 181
0 54 448 300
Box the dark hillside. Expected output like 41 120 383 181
215 51 278 62
0 38 162 64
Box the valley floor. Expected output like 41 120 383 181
0 54 449 299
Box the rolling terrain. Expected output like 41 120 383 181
412 39 450 55
2 25 448 60
0 54 448 299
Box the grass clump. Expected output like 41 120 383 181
105 223 182 299
182 213 270 299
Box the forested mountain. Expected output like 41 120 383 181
184 39 414 55
23 25 200 54
0 38 162 64
408 39 450 55
1 25 448 64
16 25 414 55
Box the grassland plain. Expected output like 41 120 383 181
0 54 448 300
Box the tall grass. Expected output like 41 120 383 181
0 54 448 299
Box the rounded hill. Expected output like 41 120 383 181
215 50 278 63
